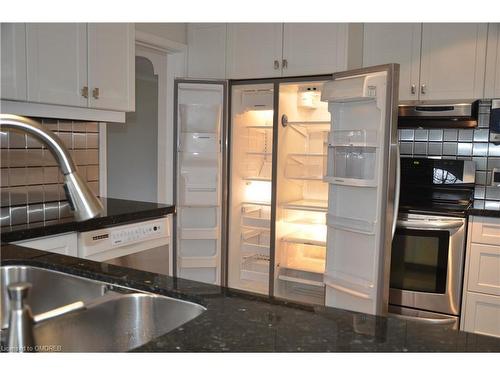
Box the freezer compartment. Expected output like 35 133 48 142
326 146 377 185
285 154 327 180
241 254 270 283
241 204 271 229
241 228 270 257
179 103 221 133
276 267 325 305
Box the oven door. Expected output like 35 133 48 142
389 213 466 316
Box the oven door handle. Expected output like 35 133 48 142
388 313 457 325
396 219 464 230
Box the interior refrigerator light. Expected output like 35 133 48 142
248 110 274 126
244 180 271 203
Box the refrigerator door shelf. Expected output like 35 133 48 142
179 103 221 133
179 227 219 240
327 214 376 235
329 129 379 148
326 146 377 182
179 132 220 153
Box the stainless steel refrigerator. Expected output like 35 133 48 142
173 65 399 315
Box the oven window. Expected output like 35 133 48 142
390 229 449 293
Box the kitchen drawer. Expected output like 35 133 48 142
471 216 500 246
468 243 500 296
463 291 500 338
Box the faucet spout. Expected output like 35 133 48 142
0 114 104 221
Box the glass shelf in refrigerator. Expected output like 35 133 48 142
285 153 327 180
282 199 328 212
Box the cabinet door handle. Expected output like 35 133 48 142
81 86 89 98
282 59 288 69
92 88 100 99
411 84 416 95
273 60 280 70
420 84 426 95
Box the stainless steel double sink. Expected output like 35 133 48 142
1 265 205 352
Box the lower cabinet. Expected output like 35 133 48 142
14 232 78 257
461 215 500 338
462 292 500 338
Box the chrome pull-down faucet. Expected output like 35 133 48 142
0 114 104 221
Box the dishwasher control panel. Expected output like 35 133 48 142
111 221 164 246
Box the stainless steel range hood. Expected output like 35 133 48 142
398 100 479 128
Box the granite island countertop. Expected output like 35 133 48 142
2 244 500 352
1 198 175 243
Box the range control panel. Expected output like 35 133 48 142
110 221 165 246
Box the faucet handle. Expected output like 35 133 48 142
8 282 32 309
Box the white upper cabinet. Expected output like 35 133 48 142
1 23 27 101
188 23 227 79
282 23 348 77
419 23 487 100
363 23 421 101
485 23 500 98
87 24 135 111
226 23 283 79
26 23 88 107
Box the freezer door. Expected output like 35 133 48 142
173 80 227 285
322 64 400 315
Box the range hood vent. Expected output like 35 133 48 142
398 100 479 128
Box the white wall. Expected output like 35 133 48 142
135 23 187 44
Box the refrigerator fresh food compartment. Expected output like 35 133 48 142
280 242 326 274
243 127 273 153
241 204 271 229
179 132 219 153
325 146 377 184
241 229 270 256
330 129 378 147
241 158 272 181
243 179 272 204
179 103 221 133
285 153 327 180
241 254 270 283
179 239 218 257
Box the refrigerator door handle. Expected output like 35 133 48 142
392 144 400 238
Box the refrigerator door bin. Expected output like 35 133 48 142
241 204 271 229
179 132 219 153
280 241 326 274
179 103 221 133
180 173 219 206
327 215 376 235
179 207 218 229
180 228 218 239
285 154 327 180
179 238 217 257
325 146 377 184
330 129 378 147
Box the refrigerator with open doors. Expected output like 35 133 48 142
321 64 400 315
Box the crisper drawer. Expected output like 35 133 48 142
468 243 500 296
463 291 500 338
471 216 500 246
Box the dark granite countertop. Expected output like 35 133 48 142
1 198 175 243
2 244 499 352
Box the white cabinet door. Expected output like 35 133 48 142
226 23 283 79
282 23 348 76
26 23 88 107
188 23 227 79
363 23 421 101
14 232 78 257
468 243 500 296
1 23 27 101
419 23 488 100
470 216 500 246
463 291 500 338
485 23 500 98
87 23 135 111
